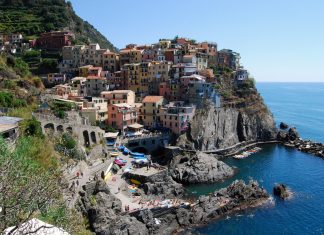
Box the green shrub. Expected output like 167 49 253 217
0 91 27 108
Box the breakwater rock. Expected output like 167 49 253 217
78 179 268 235
169 151 234 184
273 184 291 200
177 102 276 151
277 126 324 158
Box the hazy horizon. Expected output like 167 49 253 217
70 0 324 82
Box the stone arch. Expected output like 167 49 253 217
90 131 97 144
56 125 64 133
83 130 90 147
44 123 55 134
66 126 73 134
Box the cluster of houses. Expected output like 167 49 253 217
1 30 251 137
45 35 251 136
0 31 75 54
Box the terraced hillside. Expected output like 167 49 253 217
0 0 117 51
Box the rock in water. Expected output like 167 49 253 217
279 122 289 130
273 184 291 199
288 127 300 141
170 152 234 184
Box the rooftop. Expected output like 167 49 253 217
101 90 133 94
0 116 23 125
142 96 164 103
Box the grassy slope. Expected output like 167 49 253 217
0 0 117 51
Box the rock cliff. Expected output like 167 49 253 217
169 151 234 184
177 100 276 151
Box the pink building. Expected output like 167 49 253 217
107 103 138 131
160 101 196 135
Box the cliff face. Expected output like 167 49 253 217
177 99 277 151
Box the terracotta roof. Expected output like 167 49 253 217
87 76 104 80
89 67 101 70
142 96 164 103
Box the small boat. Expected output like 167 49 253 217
132 156 147 160
134 158 148 164
123 148 129 155
233 147 263 159
118 145 125 151
110 152 119 157
130 178 141 185
130 152 145 157
116 157 127 163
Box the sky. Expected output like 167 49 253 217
70 0 324 82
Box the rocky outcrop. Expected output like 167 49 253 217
169 151 234 184
277 127 324 158
177 102 276 151
133 180 269 234
142 172 185 199
78 179 269 235
273 184 291 200
78 180 149 235
279 122 289 130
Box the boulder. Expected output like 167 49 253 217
277 131 288 141
288 127 300 141
170 152 234 184
273 184 291 199
143 172 185 199
279 122 289 130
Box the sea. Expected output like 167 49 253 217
188 83 324 235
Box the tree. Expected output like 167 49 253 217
0 137 60 233
38 59 58 74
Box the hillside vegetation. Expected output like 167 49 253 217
0 0 117 51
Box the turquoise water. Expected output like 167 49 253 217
190 83 324 235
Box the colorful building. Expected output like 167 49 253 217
107 103 138 131
80 97 108 124
36 31 75 51
101 90 135 105
160 101 195 135
85 76 108 96
140 96 165 128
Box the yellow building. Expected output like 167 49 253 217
79 65 93 77
140 96 165 127
103 52 120 72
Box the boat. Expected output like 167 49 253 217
104 163 113 182
233 147 262 159
130 179 141 185
130 152 145 157
134 158 148 164
123 148 129 155
132 156 147 160
110 151 119 157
